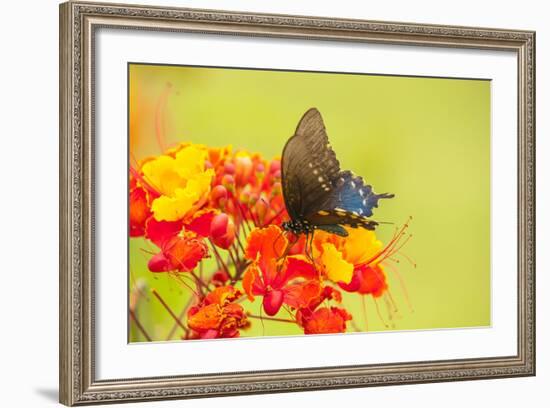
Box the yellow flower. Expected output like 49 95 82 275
340 228 383 266
320 243 354 284
314 227 383 284
142 144 214 222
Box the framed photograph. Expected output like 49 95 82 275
59 1 536 405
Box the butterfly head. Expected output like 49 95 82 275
282 219 315 236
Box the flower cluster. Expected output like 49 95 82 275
130 142 410 340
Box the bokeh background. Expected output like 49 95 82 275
129 63 490 342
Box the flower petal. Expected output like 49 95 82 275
242 265 264 300
164 234 208 272
277 255 317 287
302 307 352 335
263 290 285 316
342 228 383 266
145 217 182 248
245 225 287 284
185 209 217 237
282 280 322 310
357 264 388 297
129 186 151 237
187 304 222 331
320 243 354 284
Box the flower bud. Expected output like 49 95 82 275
210 213 236 250
255 198 269 222
271 181 282 196
211 269 230 287
210 185 228 207
221 174 235 192
263 289 284 316
224 161 235 174
269 160 281 174
148 252 172 273
235 155 253 186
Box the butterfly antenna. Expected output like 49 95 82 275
375 221 395 226
263 207 286 226
259 198 269 227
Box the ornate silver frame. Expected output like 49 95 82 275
59 1 536 405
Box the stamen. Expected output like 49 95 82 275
374 297 389 328
154 83 172 153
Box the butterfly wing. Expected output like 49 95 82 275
281 108 393 232
281 108 341 220
307 170 394 231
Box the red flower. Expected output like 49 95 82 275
187 286 249 339
295 286 352 335
145 217 208 273
338 264 388 297
185 209 217 238
301 307 352 335
129 186 151 237
242 225 321 316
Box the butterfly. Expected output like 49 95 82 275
281 108 394 239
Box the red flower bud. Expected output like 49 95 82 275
255 198 269 222
235 155 253 186
269 160 281 174
263 289 284 316
210 185 228 207
221 174 235 190
271 181 282 196
224 162 235 174
211 269 230 287
148 252 171 272
210 213 236 250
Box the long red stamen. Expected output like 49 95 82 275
129 309 152 342
155 83 172 153
361 295 369 332
374 297 389 328
358 218 412 268
170 273 200 298
382 261 414 313
208 238 231 277
151 288 188 333
264 207 285 226
247 314 296 324
130 163 160 198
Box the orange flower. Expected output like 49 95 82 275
312 227 394 298
294 285 352 335
187 286 249 339
242 225 321 316
338 264 388 297
314 227 383 284
145 217 208 273
301 307 352 335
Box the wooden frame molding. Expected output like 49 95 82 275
59 1 535 405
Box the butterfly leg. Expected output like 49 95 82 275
304 231 318 268
303 232 311 263
308 230 319 270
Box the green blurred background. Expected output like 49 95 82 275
129 63 490 342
